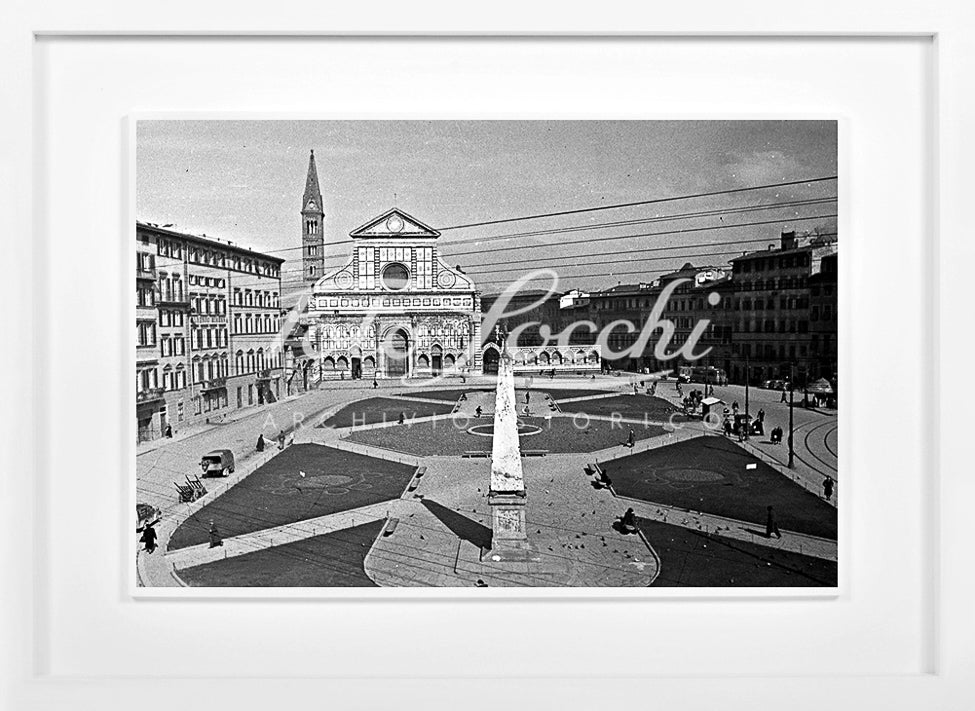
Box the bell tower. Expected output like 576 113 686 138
301 149 325 284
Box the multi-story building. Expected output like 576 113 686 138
135 223 285 442
727 230 838 385
808 252 838 383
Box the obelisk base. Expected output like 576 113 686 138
483 493 539 562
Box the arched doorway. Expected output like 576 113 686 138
383 328 410 377
431 344 443 375
482 346 500 375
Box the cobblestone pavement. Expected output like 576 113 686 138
136 375 838 588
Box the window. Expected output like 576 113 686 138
357 247 376 289
381 263 410 291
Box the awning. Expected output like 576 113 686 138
806 378 834 394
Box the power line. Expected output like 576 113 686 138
436 176 838 231
258 213 838 291
273 194 837 267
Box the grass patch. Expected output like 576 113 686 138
322 397 456 428
179 521 383 587
608 436 837 539
346 416 667 456
639 518 837 587
168 444 414 551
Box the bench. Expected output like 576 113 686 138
186 475 208 497
589 462 612 489
520 449 550 457
174 482 196 503
383 518 400 536
407 466 427 492
463 451 491 458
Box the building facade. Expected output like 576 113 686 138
303 208 483 379
727 230 838 385
135 223 285 442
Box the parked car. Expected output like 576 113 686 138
761 379 786 391
136 502 161 533
200 449 235 477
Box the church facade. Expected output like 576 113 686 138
302 207 482 379
295 149 482 379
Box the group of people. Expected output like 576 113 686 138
255 429 289 452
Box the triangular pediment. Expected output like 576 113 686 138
349 208 440 239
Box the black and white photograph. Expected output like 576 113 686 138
135 120 838 588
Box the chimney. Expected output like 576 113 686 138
780 230 797 250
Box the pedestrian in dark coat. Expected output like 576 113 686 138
209 521 223 548
141 523 157 553
765 506 782 539
256 434 265 452
626 429 635 448
277 430 286 449
164 424 173 438
823 476 834 501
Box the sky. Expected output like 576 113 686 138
137 120 837 296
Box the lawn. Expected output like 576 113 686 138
557 394 684 420
321 397 456 428
168 444 415 551
608 436 837 539
392 388 492 402
178 520 383 587
345 415 667 456
638 518 837 587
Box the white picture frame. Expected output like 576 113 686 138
1 3 970 709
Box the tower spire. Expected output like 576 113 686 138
301 149 325 284
303 149 322 208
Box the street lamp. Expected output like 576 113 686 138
788 362 795 468
744 353 750 440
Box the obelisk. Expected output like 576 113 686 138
485 346 534 561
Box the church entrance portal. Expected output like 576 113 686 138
384 329 409 377
483 348 500 375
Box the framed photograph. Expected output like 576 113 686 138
4 3 972 710
133 118 839 594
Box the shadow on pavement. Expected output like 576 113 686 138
421 499 492 550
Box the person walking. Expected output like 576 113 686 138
277 430 286 450
780 388 788 403
626 429 635 448
372 378 378 389
256 433 265 452
758 408 765 423
164 424 173 438
140 522 157 553
765 506 782 539
475 405 483 418
823 475 835 501
208 521 223 548
398 412 406 425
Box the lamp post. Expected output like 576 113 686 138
744 354 750 440
788 362 795 468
